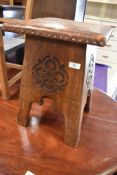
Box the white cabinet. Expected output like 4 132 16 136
85 0 117 99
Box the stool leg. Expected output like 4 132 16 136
62 100 84 147
17 72 39 126
17 68 32 125
17 67 41 126
17 98 32 126
17 66 34 126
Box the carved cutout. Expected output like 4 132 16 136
33 56 68 93
86 54 94 88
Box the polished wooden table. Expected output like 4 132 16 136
0 18 111 147
0 88 117 175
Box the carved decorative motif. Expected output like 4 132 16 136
86 54 94 88
33 56 68 93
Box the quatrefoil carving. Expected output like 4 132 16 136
33 56 68 93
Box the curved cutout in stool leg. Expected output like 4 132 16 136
84 89 92 113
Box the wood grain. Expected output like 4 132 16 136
0 88 117 174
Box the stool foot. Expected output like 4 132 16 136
63 102 83 147
17 100 32 126
64 128 81 147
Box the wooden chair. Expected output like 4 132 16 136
0 30 24 99
24 0 87 22
0 5 25 99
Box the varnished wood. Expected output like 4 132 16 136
0 30 10 99
18 37 89 147
0 18 111 146
25 0 77 20
24 0 87 22
0 0 87 101
24 0 33 20
6 62 22 70
8 71 22 87
97 165 117 175
0 88 117 174
0 0 87 100
9 0 13 5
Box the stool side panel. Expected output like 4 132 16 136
18 36 90 146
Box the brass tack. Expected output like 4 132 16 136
78 39 82 42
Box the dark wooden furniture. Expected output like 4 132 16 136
0 18 111 146
14 0 23 5
27 0 77 19
25 0 87 22
0 88 117 174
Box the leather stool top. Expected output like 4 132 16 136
0 17 112 46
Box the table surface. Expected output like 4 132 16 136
0 88 117 175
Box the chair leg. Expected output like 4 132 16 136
0 46 10 100
9 0 14 5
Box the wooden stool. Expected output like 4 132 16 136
0 0 87 100
1 18 111 146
